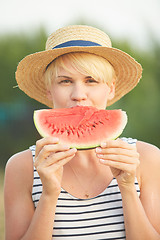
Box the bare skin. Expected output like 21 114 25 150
4 57 160 239
4 138 160 240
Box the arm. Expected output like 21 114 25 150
120 141 160 240
4 137 77 240
96 139 160 240
4 150 35 240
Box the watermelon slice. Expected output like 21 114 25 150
33 106 127 149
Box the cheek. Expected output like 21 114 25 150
92 87 109 100
50 88 70 108
90 89 107 107
90 85 112 108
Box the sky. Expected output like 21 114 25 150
0 0 160 50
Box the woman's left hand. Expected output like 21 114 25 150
96 138 140 188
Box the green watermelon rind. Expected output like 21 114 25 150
33 108 128 150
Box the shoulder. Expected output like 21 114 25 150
136 141 160 186
5 149 34 193
4 149 35 240
137 140 160 163
6 148 34 172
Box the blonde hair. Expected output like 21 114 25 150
44 52 116 88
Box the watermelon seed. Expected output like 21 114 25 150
61 129 65 134
66 130 70 135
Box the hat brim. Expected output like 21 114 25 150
16 46 142 108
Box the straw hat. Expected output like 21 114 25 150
15 25 142 107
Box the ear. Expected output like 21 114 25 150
107 82 115 101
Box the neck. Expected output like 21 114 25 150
67 148 100 175
62 148 113 199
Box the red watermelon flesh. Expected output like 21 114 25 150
33 106 127 149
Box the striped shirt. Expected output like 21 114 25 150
30 137 140 240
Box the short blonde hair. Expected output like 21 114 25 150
44 52 116 88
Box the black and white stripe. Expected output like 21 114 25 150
30 137 140 239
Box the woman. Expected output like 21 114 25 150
4 25 160 240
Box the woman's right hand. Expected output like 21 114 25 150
34 137 77 198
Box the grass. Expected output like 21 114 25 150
0 168 5 240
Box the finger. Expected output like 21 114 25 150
100 138 137 150
35 153 77 181
97 153 138 164
35 137 59 157
99 158 139 174
34 144 71 168
38 143 70 161
40 148 77 167
96 147 139 159
48 153 77 172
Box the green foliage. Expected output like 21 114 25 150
0 27 47 102
109 38 160 146
0 26 159 169
0 28 47 167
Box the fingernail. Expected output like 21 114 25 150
63 145 70 149
96 147 102 153
69 148 77 153
99 159 105 163
101 142 107 148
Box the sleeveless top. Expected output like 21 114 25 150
30 137 140 240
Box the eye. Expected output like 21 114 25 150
59 79 72 85
85 78 99 84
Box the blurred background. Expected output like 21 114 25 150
0 0 160 238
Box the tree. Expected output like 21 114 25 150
0 26 159 168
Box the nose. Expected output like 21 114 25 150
71 83 87 102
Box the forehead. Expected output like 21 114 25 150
56 55 85 76
56 65 88 79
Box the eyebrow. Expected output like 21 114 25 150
57 75 72 79
56 75 93 79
